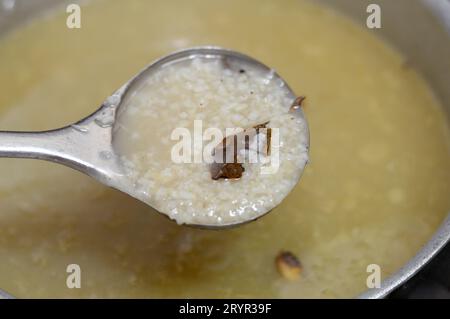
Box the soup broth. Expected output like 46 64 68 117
0 0 449 298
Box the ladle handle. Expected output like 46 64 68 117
0 120 123 187
0 129 73 160
0 128 101 175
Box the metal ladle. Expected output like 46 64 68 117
0 47 307 228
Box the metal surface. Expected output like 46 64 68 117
0 104 125 187
360 216 450 298
0 0 449 298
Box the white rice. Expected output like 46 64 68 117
113 57 309 226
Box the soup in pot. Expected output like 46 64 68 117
0 0 449 298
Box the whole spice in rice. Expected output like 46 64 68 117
211 121 272 180
290 96 306 112
275 251 303 281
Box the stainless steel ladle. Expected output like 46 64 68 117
0 46 308 228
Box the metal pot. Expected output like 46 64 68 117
0 0 449 298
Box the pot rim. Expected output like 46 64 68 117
358 215 450 298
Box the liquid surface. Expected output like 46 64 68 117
113 57 309 226
0 0 449 298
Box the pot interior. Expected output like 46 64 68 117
0 0 449 298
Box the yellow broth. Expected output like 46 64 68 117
0 0 449 298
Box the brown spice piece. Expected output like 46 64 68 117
290 96 306 112
275 251 302 281
252 121 271 155
253 121 269 130
266 127 272 156
211 134 245 180
211 163 245 180
210 121 272 180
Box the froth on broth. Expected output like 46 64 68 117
0 0 449 298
